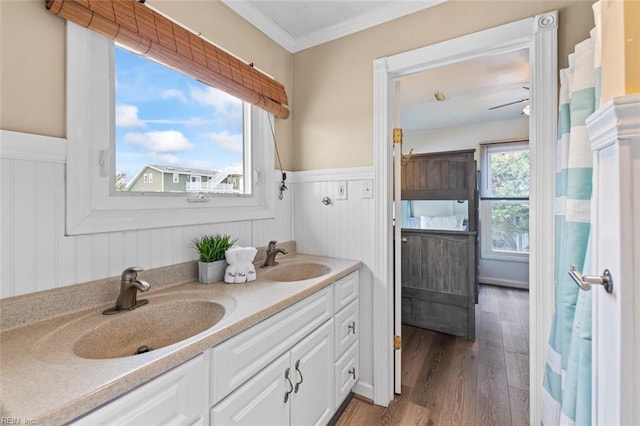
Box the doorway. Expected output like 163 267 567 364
370 11 558 425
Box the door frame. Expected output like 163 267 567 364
371 12 558 425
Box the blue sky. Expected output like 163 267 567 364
115 46 244 184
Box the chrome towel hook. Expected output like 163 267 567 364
569 265 614 294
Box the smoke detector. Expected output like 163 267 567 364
433 91 448 102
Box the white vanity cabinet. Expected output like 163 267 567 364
211 320 334 425
72 353 209 426
210 270 360 425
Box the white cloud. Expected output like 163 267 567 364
124 130 194 153
190 85 241 112
206 131 243 154
161 89 187 104
116 104 145 128
148 153 181 165
186 117 211 127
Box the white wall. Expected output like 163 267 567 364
292 169 375 400
404 118 530 288
0 134 292 299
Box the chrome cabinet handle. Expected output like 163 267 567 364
569 265 614 293
348 321 356 334
284 368 293 403
401 237 407 243
348 367 356 380
294 359 304 393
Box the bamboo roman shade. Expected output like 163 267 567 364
46 0 290 119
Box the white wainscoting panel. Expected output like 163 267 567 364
292 169 375 400
0 138 292 299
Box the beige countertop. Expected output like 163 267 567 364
0 253 361 425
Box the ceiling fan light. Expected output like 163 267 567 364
433 91 448 102
522 104 530 116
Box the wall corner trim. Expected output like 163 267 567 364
0 130 67 163
290 167 374 183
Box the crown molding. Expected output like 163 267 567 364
293 0 447 52
222 0 446 53
221 1 296 52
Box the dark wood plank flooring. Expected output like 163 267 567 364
337 285 529 426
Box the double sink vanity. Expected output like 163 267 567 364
0 247 361 425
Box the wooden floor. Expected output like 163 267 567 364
337 285 529 426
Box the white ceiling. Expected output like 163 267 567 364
396 48 531 133
222 1 530 133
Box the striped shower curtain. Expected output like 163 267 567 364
542 2 601 425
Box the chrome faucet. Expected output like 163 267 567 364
103 266 150 315
262 240 288 267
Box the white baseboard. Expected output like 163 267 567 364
478 276 529 290
353 381 374 402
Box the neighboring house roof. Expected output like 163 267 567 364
147 164 219 177
125 164 243 190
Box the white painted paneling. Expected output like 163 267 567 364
34 161 58 292
292 171 375 400
0 154 292 299
1 159 14 298
13 160 37 296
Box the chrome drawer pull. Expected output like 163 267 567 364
284 368 293 403
348 367 356 380
294 359 304 393
348 321 356 334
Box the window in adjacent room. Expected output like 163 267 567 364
480 140 530 260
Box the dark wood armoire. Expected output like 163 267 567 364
400 149 478 340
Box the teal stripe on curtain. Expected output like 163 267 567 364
556 168 594 199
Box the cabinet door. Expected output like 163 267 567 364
72 353 208 426
211 353 290 426
290 320 334 426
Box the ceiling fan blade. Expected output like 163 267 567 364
488 97 530 110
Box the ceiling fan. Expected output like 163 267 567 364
488 86 530 110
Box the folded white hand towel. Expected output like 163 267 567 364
246 247 258 282
235 248 247 283
224 247 241 283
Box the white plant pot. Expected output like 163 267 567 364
198 260 227 284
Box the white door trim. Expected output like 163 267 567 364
586 94 640 425
371 12 558 424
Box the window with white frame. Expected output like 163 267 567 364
65 23 274 235
480 141 529 260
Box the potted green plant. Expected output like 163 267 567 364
193 233 236 283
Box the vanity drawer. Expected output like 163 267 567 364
333 270 359 312
334 341 359 410
211 286 333 405
334 299 358 359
